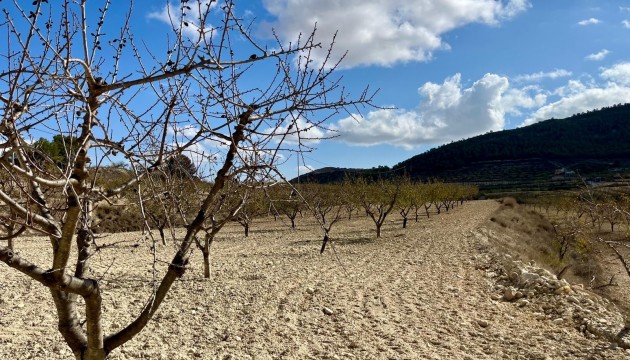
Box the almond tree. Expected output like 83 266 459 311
274 185 304 229
354 178 400 238
305 184 345 253
397 178 415 228
235 188 265 237
0 1 373 358
195 179 247 279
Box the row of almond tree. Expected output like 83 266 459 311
525 188 630 286
177 179 478 278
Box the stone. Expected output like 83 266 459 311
554 285 572 295
323 307 334 316
520 270 540 284
306 287 315 294
504 287 517 301
566 296 579 304
517 299 529 307
477 319 490 328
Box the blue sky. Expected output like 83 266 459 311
223 0 630 178
6 1 630 179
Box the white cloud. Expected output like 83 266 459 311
513 69 572 82
262 0 530 68
298 165 315 174
333 61 630 147
623 20 630 29
621 6 630 12
601 62 630 85
522 64 630 125
332 73 544 148
264 117 325 146
522 85 630 125
585 49 610 61
148 1 216 38
577 18 601 26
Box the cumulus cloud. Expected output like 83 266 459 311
522 64 630 125
585 49 610 61
513 69 572 82
333 61 630 147
577 18 601 26
623 20 630 29
264 117 325 146
262 0 530 68
601 62 630 85
332 73 544 148
522 86 630 125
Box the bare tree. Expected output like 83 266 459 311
303 184 345 253
195 179 247 279
0 1 373 359
274 185 304 229
353 178 400 238
235 188 265 237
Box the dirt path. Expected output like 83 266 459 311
1 200 628 359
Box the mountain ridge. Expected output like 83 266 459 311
295 103 630 192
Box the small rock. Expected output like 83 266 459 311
306 287 315 294
552 318 564 325
555 285 572 295
503 287 517 301
520 270 540 284
566 296 579 304
517 299 529 307
323 307 334 315
533 312 547 320
477 319 490 328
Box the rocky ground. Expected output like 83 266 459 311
1 200 629 359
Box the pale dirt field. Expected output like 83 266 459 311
1 200 629 359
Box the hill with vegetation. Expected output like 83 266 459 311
296 103 630 194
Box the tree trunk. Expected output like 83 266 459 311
7 222 15 251
203 249 211 279
202 236 214 279
82 347 106 360
320 233 329 254
402 217 407 229
158 224 166 246
376 224 382 238
244 223 249 237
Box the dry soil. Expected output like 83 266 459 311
1 200 629 359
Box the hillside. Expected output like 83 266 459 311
296 103 630 193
